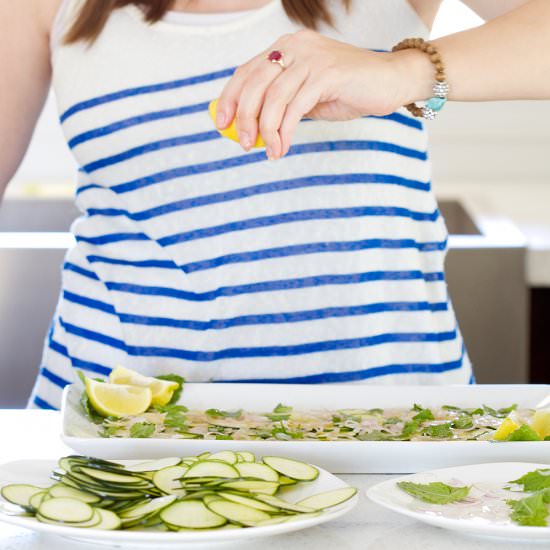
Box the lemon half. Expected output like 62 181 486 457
85 378 152 418
109 366 179 407
208 99 265 148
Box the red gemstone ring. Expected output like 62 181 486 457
267 50 286 69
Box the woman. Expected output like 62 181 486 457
1 0 547 409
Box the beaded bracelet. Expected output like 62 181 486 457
392 37 449 120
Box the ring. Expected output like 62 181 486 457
267 50 285 69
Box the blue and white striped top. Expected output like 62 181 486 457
30 0 472 410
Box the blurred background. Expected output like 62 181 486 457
1 0 549 407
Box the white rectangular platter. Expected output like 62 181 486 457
62 383 550 474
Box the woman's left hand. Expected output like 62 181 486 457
216 29 413 160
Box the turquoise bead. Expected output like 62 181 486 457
426 97 447 111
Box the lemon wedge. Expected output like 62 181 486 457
208 99 265 148
531 409 550 440
492 416 521 441
85 378 152 418
109 366 179 407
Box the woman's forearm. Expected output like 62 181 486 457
397 0 550 104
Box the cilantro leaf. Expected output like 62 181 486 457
397 481 470 504
400 420 420 439
507 491 550 527
129 422 156 438
155 404 188 431
422 423 453 439
206 408 243 419
452 415 474 430
511 469 550 492
412 408 434 422
505 425 542 441
98 425 119 438
155 374 185 405
266 403 293 421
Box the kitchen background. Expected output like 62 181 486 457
1 0 549 407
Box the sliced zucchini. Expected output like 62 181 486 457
126 457 181 473
207 451 237 464
183 460 239 479
29 491 49 511
254 516 290 527
38 497 94 523
217 492 280 513
236 451 255 463
278 476 298 486
120 495 176 519
262 457 319 481
234 462 279 482
49 484 101 504
296 487 357 510
160 500 227 529
205 499 271 525
95 508 122 530
1 484 46 509
220 480 279 495
255 494 315 513
197 452 211 460
36 509 101 528
77 467 147 485
152 465 188 495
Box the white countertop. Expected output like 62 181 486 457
0 411 536 550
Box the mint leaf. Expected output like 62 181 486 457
412 408 434 422
400 420 420 438
511 469 550 492
130 422 156 438
505 425 541 441
397 481 470 504
422 423 453 439
155 374 185 405
507 491 549 527
359 430 394 441
273 403 293 414
267 403 293 421
206 408 243 419
452 415 474 430
155 404 188 431
483 404 518 418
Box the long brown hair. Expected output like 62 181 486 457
65 0 351 44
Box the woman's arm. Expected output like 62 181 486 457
0 0 57 198
400 0 550 104
217 0 550 159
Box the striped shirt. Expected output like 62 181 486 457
30 0 473 410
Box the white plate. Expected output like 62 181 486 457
0 458 357 547
61 383 550 473
367 462 550 542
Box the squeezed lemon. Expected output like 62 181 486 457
85 378 152 418
208 99 265 148
109 366 179 407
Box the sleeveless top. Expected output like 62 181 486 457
30 0 473 410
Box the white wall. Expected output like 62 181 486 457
6 0 550 196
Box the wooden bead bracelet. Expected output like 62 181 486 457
392 37 450 120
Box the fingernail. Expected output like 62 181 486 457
266 147 274 161
216 110 226 128
239 131 251 150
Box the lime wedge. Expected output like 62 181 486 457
85 378 152 417
109 366 179 407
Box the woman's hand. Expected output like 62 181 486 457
216 29 415 160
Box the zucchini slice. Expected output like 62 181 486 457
77 467 147 485
95 508 122 530
29 491 49 511
160 500 227 529
183 460 239 479
205 499 271 525
234 462 279 482
296 487 357 510
120 495 176 520
126 457 182 473
207 451 238 464
255 494 315 513
1 484 46 509
38 497 94 523
219 480 279 495
236 451 255 463
262 457 319 481
48 484 101 504
152 465 188 496
217 492 280 513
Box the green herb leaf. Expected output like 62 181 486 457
129 422 156 438
80 392 105 424
505 425 542 441
397 481 470 504
452 415 474 430
510 469 550 492
412 408 435 422
507 491 549 527
98 425 119 438
400 420 420 438
155 403 188 431
482 404 518 418
273 403 293 414
422 423 453 439
206 408 243 419
154 374 185 405
384 417 402 425
359 430 394 441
